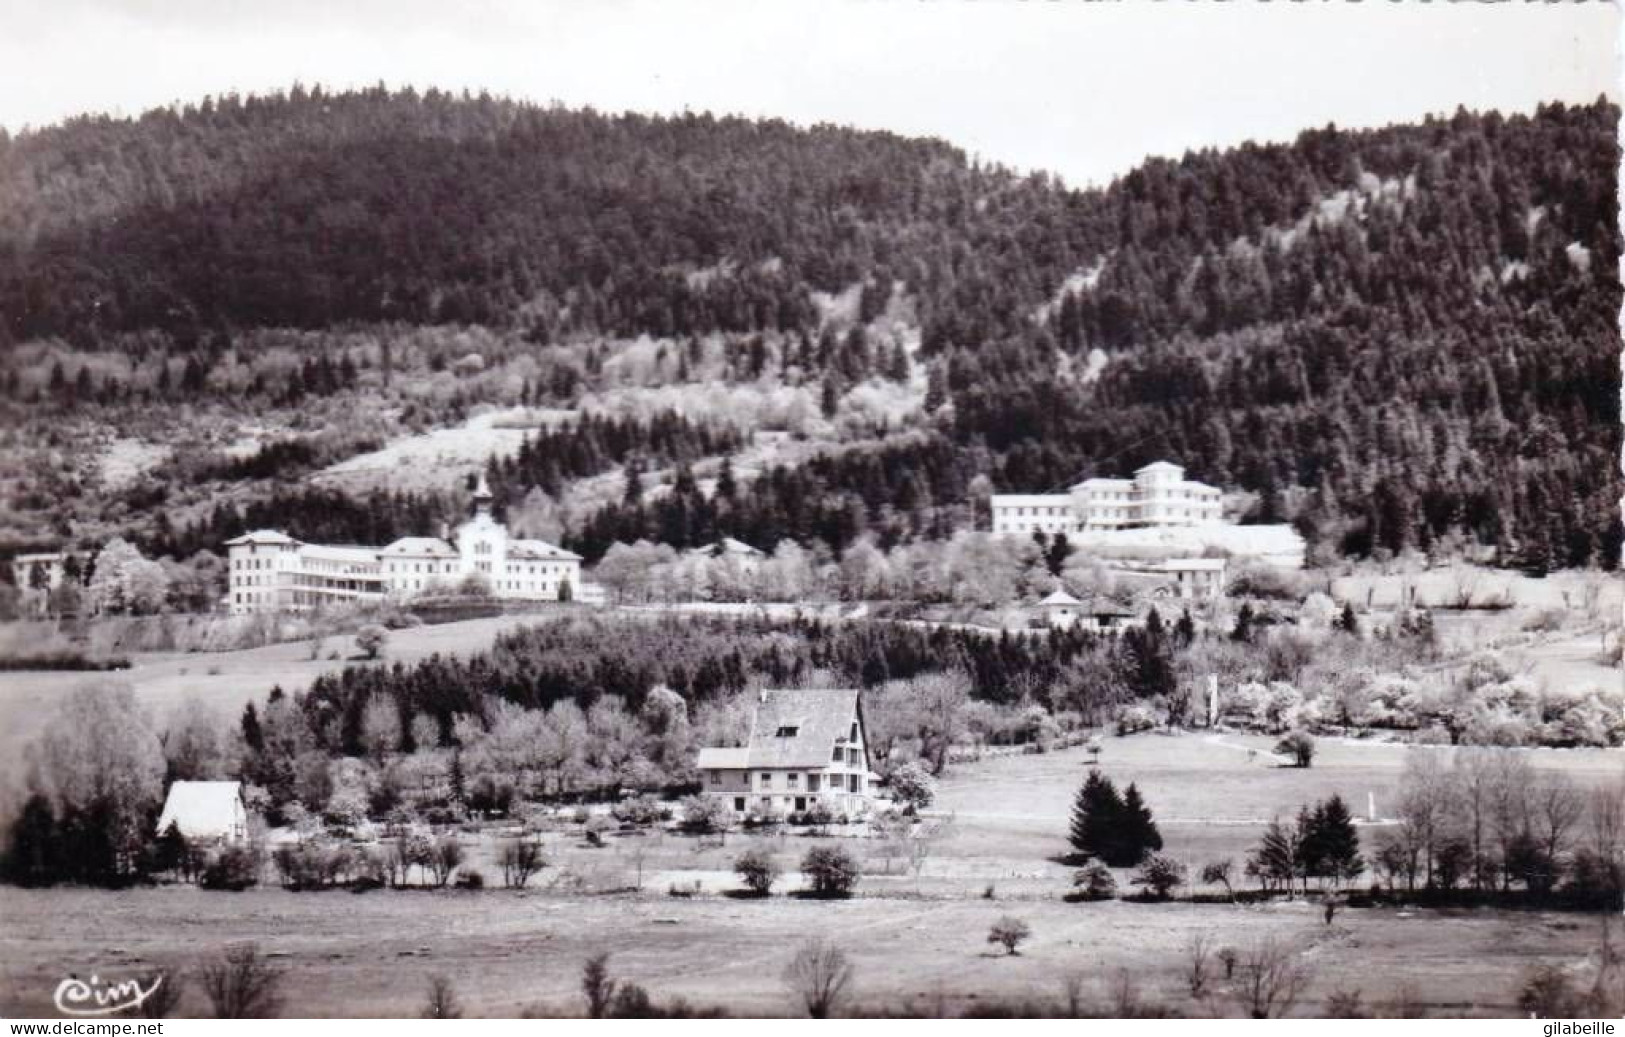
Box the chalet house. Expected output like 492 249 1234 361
155 780 250 846
696 688 875 817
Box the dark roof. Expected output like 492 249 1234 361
746 688 860 768
694 688 861 770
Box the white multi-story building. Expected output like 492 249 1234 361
225 479 582 614
991 461 1223 536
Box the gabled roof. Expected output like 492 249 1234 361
381 537 458 557
156 781 245 840
746 688 861 768
697 688 861 770
224 530 298 547
510 539 582 561
1041 589 1083 606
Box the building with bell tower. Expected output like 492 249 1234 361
456 475 510 586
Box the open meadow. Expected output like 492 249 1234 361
0 737 1618 1018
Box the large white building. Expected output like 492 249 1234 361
226 479 582 614
991 461 1223 536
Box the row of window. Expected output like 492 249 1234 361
709 772 866 795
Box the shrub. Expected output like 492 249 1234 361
801 845 860 897
1072 861 1118 901
1275 731 1315 768
745 805 785 829
1517 965 1582 1018
800 801 836 827
734 849 780 896
200 943 282 1019
1116 704 1160 735
584 816 614 847
200 845 262 891
987 916 1031 955
355 624 388 659
453 869 485 890
679 795 731 835
611 794 671 827
1132 854 1187 900
887 762 936 814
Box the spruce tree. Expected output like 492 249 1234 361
1249 817 1299 894
1119 783 1163 864
1313 794 1364 889
1068 771 1122 864
1231 603 1255 643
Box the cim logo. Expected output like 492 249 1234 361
53 974 162 1016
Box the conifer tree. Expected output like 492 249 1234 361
1119 782 1163 863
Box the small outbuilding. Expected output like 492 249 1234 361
1040 589 1086 629
155 780 249 845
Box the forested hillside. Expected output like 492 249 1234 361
0 87 1616 568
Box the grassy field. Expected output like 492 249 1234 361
1 884 1611 1019
0 736 1619 1019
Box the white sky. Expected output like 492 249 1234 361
0 1 1619 186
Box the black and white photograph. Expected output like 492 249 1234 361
0 0 1620 1023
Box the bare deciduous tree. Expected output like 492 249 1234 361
1109 968 1141 1018
907 816 954 893
783 939 854 1019
1530 772 1585 864
1200 859 1236 902
1059 971 1087 1018
137 968 183 1019
422 974 462 1019
499 839 546 889
199 943 282 1019
1397 750 1453 888
1230 937 1311 1019
428 834 464 887
582 952 616 1019
1185 931 1214 999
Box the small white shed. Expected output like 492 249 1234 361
1040 589 1085 629
156 780 249 845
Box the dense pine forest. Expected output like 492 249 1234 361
0 86 1617 568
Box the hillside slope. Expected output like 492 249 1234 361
0 90 1616 568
